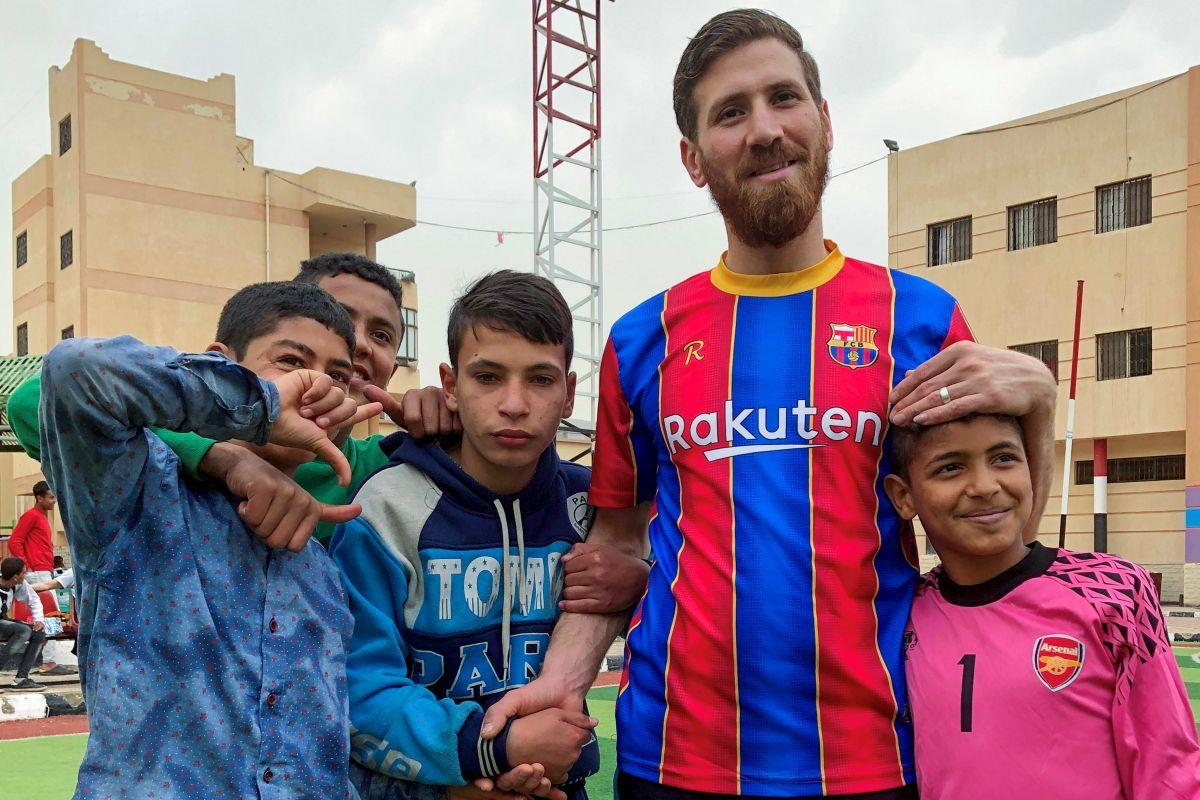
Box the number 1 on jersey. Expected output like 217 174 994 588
958 654 976 732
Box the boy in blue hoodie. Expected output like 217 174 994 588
331 271 618 800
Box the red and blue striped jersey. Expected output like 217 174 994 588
591 243 973 797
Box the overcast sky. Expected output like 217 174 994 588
2 0 1198 385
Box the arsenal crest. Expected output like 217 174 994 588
827 323 879 369
1033 634 1085 691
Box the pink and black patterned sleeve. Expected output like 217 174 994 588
1102 563 1200 797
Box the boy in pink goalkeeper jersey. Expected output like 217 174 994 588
884 414 1200 799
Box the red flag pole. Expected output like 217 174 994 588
1058 280 1084 549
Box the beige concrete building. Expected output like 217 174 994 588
889 65 1200 602
4 40 420 546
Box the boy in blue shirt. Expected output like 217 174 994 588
40 281 381 800
333 272 638 800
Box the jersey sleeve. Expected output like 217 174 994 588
589 336 656 508
1111 572 1200 797
940 303 975 350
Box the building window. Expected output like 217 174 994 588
1007 197 1057 251
16 323 28 357
60 230 73 269
1096 327 1151 381
1096 175 1151 233
1075 454 1184 485
61 325 74 340
927 216 972 266
16 231 27 268
1009 339 1059 381
397 308 418 365
59 115 72 156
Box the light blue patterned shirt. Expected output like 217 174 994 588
39 336 354 800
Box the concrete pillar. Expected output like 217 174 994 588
365 222 377 261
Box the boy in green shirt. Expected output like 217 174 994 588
8 252 409 550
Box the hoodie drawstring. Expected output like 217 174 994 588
493 498 528 685
494 499 512 682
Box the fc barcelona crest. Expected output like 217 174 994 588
827 323 879 369
1033 634 1085 692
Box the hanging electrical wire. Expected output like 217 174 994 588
267 152 891 236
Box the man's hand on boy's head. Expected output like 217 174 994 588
273 370 383 486
364 384 461 439
205 445 362 552
559 542 650 614
888 341 1057 427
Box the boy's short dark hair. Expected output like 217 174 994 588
216 282 355 361
33 481 51 497
1 556 26 580
447 271 573 369
294 252 405 319
890 414 1023 481
674 9 823 142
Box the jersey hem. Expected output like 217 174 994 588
617 754 915 797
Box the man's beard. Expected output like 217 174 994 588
701 135 830 249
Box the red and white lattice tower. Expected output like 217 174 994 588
533 0 604 429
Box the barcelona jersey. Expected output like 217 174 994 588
591 242 973 796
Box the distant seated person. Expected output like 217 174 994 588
29 567 78 677
38 282 383 799
52 555 65 575
885 414 1200 797
30 568 74 593
8 481 57 584
0 556 47 692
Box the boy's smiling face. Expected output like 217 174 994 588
211 316 355 474
886 416 1033 566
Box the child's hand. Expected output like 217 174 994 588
559 542 651 614
505 707 597 784
472 764 557 800
450 785 529 800
366 384 461 439
272 370 382 486
208 444 363 552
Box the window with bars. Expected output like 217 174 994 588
1009 339 1059 381
1096 175 1151 233
1075 454 1184 485
59 115 72 156
1008 197 1057 251
61 325 74 340
927 216 972 266
60 230 73 269
16 323 28 357
397 307 418 365
1096 327 1151 381
16 231 27 268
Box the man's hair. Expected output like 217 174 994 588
216 282 355 361
447 271 573 369
1 556 25 581
674 8 823 142
32 481 51 497
294 252 405 320
890 414 1023 481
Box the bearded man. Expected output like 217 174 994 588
481 9 1058 800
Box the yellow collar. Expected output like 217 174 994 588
709 240 845 297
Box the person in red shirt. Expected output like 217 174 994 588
9 482 57 583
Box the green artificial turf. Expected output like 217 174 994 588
0 733 88 797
